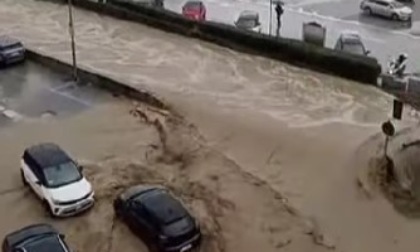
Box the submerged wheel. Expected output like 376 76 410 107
20 170 28 186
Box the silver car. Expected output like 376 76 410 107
234 11 262 33
360 0 412 21
334 31 370 56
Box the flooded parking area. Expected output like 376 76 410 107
0 61 112 127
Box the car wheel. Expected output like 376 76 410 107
20 170 28 186
391 13 399 20
364 7 372 15
43 200 54 217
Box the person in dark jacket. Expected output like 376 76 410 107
275 2 284 36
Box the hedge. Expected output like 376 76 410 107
38 0 382 84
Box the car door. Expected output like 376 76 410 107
22 155 43 198
376 1 389 16
128 202 155 242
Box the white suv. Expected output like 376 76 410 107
20 143 94 217
360 0 412 22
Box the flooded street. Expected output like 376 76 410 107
1 0 420 251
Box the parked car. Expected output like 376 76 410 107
234 10 262 33
334 31 370 56
182 1 206 21
0 36 25 66
360 0 412 21
108 0 164 8
20 143 94 217
2 224 70 252
114 185 201 252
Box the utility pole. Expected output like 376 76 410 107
68 0 78 82
269 0 273 36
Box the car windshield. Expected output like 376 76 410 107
140 191 188 225
22 235 65 252
342 42 365 55
1 43 22 51
44 162 82 188
236 18 257 29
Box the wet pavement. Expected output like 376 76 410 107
164 0 420 72
0 61 111 126
2 1 420 252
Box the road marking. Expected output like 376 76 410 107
48 88 92 107
51 82 77 92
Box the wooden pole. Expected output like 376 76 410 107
68 0 78 82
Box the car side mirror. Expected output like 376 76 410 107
59 234 66 239
79 165 84 172
365 50 371 55
35 180 42 185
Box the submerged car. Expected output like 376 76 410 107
0 36 25 66
2 224 70 252
182 1 206 21
360 0 412 21
20 143 94 217
234 10 262 33
114 185 201 252
334 31 370 56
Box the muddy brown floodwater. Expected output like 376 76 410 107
3 0 420 251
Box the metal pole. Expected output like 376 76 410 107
269 0 273 36
384 135 389 157
68 0 78 82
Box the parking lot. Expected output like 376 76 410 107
0 61 112 127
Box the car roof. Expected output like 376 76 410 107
120 184 165 201
140 189 189 225
24 143 72 168
239 10 259 19
0 35 21 48
5 224 58 248
184 0 202 6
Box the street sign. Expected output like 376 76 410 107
393 99 403 120
382 121 395 137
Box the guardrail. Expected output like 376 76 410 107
38 0 382 84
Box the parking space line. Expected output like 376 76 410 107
48 88 92 107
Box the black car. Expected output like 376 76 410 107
2 224 70 252
0 36 25 66
114 185 201 252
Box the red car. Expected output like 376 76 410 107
182 1 206 21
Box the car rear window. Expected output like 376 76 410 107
184 1 201 9
140 191 188 225
23 236 65 252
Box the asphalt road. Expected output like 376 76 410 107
0 61 111 127
164 0 420 73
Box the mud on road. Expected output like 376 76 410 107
0 99 331 252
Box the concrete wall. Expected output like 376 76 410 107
25 50 168 110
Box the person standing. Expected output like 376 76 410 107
275 2 284 37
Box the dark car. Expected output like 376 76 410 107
182 1 206 21
114 185 201 252
2 224 70 252
334 31 370 56
234 10 262 33
0 36 25 66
